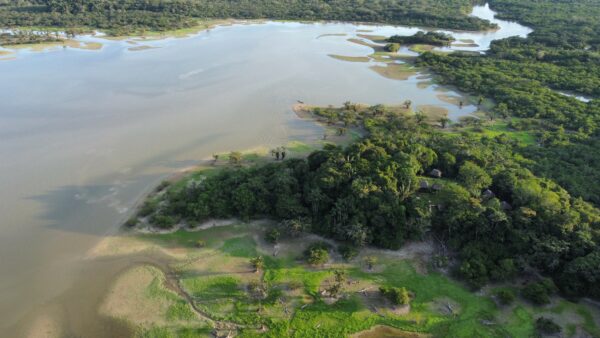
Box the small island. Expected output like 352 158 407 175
388 31 455 47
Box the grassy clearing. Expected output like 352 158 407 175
460 122 537 146
109 222 600 337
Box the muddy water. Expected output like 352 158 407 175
0 4 530 336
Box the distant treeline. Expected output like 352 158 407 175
0 0 495 34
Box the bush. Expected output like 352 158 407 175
379 286 411 305
522 279 557 305
535 317 561 335
496 289 515 305
385 43 400 52
124 217 138 228
138 199 158 217
339 244 359 261
265 228 281 244
304 242 330 266
150 213 176 229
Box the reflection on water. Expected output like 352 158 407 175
0 4 531 335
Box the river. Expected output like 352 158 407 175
0 4 531 336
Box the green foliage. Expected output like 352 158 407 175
229 151 243 166
535 317 561 335
265 228 280 244
521 279 557 305
388 31 455 46
250 256 265 272
305 242 330 266
338 244 359 261
496 289 516 305
148 110 600 298
363 256 378 271
384 43 400 52
458 161 492 196
379 286 411 305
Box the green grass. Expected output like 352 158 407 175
133 225 600 338
221 236 258 257
479 122 537 145
182 275 243 300
166 301 196 321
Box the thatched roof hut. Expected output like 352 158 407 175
482 189 495 199
429 169 442 178
501 201 512 210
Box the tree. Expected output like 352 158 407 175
327 269 347 298
363 256 377 270
247 280 268 310
305 242 330 266
535 317 561 335
265 228 280 244
414 111 426 124
495 289 515 305
379 286 410 305
385 43 400 52
250 256 265 273
458 161 492 196
495 103 509 119
229 151 243 166
521 279 557 305
404 100 412 110
438 117 451 128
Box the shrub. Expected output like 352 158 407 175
496 289 515 305
304 242 330 266
150 213 176 229
339 244 359 261
265 228 281 244
138 199 158 217
535 317 561 335
379 286 411 305
363 256 378 270
522 278 557 305
385 43 400 52
124 217 138 228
